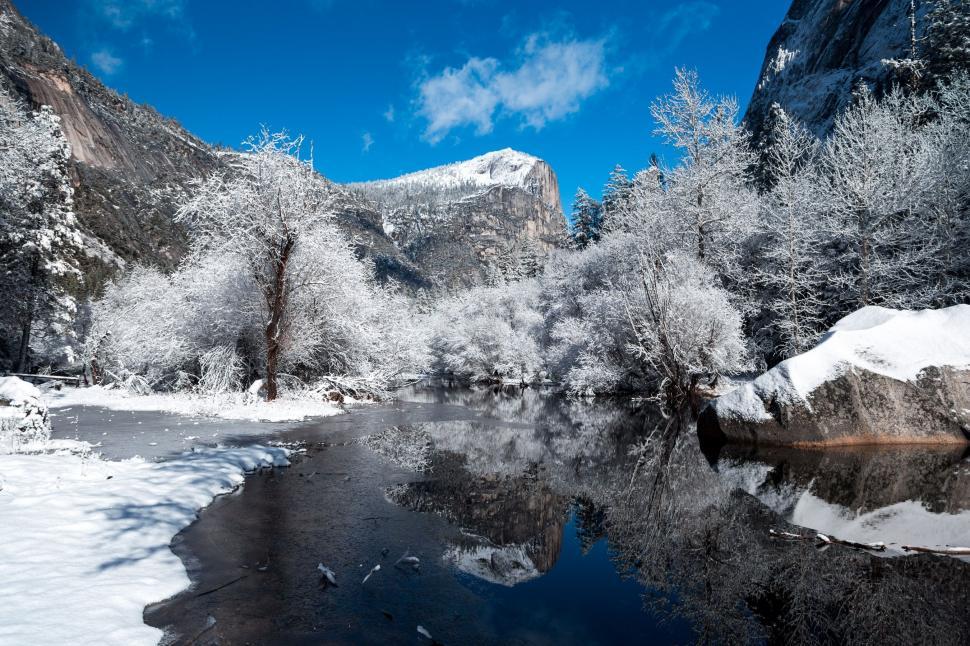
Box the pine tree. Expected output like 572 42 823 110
570 188 603 249
756 108 827 357
601 165 633 230
0 102 83 371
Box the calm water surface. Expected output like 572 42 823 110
144 386 970 645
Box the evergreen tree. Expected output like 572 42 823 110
0 102 83 371
570 188 603 249
601 165 633 229
756 108 827 357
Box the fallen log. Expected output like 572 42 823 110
901 545 970 556
816 533 886 552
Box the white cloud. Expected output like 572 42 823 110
418 33 609 143
91 49 123 75
361 132 374 153
93 0 187 30
383 104 395 123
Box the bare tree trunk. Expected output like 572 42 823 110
15 313 32 372
264 237 293 402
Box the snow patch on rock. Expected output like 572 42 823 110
715 305 970 423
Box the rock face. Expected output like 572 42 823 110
0 0 422 288
698 306 970 447
352 149 569 289
744 0 922 141
0 0 216 271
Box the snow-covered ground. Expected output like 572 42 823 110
715 305 970 422
0 380 299 644
48 385 343 423
0 443 288 645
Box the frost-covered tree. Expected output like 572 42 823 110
923 74 970 297
601 164 633 230
570 188 603 249
820 84 942 308
0 99 83 371
624 252 747 403
429 280 544 382
756 107 828 356
650 68 757 278
175 131 348 400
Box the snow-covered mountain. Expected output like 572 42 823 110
361 148 542 191
351 149 568 289
744 0 925 141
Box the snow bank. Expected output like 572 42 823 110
47 385 343 422
716 305 970 422
0 376 51 452
0 443 288 645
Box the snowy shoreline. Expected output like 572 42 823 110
0 381 310 645
47 385 344 423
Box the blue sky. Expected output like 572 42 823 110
18 0 788 213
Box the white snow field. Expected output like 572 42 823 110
0 443 289 645
714 305 970 422
47 385 343 423
0 379 294 645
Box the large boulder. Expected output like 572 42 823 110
0 376 51 452
699 306 970 447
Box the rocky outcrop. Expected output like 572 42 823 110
352 149 569 289
0 0 423 289
744 0 923 141
698 306 970 447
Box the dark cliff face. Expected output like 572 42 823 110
0 1 565 294
0 0 218 272
744 0 920 141
0 0 424 289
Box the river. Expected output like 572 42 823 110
129 385 970 645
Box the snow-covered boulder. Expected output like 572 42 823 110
698 306 970 447
0 376 51 452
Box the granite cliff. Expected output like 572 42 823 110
352 149 568 289
744 0 926 141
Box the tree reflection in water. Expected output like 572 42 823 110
384 385 970 644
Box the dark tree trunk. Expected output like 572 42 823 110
15 314 32 373
264 237 294 402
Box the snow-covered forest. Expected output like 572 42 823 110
1 3 967 410
427 66 970 401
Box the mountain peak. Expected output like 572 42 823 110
359 148 544 192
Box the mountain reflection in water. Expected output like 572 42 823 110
147 385 970 645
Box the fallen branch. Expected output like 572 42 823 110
769 528 885 552
769 529 814 541
901 545 970 556
194 574 248 597
816 533 886 552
